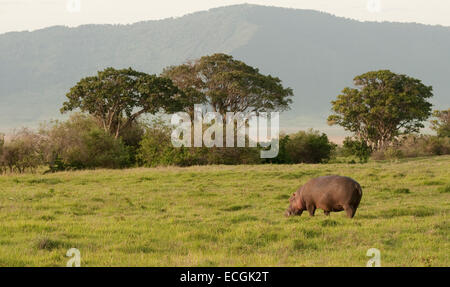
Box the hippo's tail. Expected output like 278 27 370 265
356 183 363 197
354 183 363 208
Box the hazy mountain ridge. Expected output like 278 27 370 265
1 4 449 135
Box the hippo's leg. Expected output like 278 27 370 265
324 211 330 216
344 205 356 218
307 205 316 217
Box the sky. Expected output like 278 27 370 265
1 0 450 34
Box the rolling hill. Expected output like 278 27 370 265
1 4 449 137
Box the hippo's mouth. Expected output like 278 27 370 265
285 209 302 217
285 210 297 217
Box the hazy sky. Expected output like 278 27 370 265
1 0 449 34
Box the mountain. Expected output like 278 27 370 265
1 4 449 137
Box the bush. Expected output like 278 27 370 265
268 129 335 164
81 129 131 169
397 135 450 157
119 121 145 164
342 137 372 163
137 119 202 167
431 109 450 138
0 134 4 173
137 119 261 167
371 134 450 160
138 134 204 167
40 114 131 171
0 129 44 173
205 147 261 165
383 147 404 160
265 134 290 164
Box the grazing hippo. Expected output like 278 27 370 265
285 175 362 218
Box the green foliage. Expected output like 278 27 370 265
431 109 450 137
268 130 335 164
137 119 260 167
264 134 290 164
161 62 208 119
118 121 146 165
163 53 293 116
61 67 185 138
137 119 205 167
81 129 131 169
138 134 203 167
342 137 372 163
328 70 433 150
40 114 131 171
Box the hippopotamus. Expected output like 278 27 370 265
285 175 362 218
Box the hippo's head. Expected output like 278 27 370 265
285 188 304 217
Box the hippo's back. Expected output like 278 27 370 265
304 175 362 206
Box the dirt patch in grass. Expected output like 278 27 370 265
25 178 63 185
393 188 411 194
34 237 67 251
230 214 258 223
292 239 318 251
320 219 340 227
221 205 252 212
438 185 450 193
379 206 436 218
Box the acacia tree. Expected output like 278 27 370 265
161 61 207 119
162 53 293 118
328 70 433 150
61 67 185 138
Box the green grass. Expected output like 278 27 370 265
0 156 448 267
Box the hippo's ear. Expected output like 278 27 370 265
292 193 296 196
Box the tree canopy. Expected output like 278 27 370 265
328 70 433 150
161 62 207 119
61 67 184 138
162 53 293 117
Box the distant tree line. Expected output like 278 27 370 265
0 114 338 173
0 55 449 174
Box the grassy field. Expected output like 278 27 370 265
0 156 448 267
